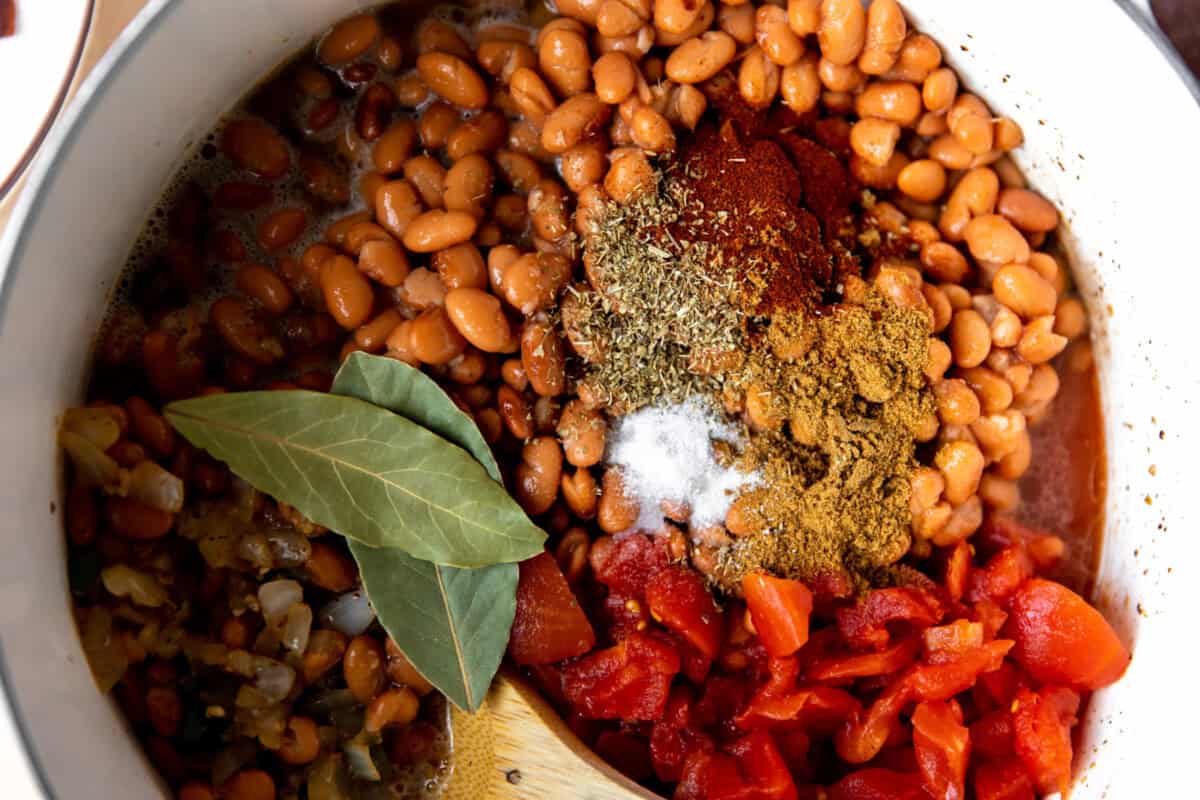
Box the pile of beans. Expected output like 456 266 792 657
67 1 1101 798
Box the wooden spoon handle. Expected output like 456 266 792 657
445 673 660 799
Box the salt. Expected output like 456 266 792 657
606 398 761 534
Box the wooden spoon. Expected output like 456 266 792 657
443 671 661 799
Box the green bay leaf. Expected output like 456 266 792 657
332 353 520 712
164 390 544 568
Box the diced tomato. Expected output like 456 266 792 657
651 686 715 782
922 620 984 664
526 663 567 708
693 674 753 729
676 634 714 685
597 593 649 642
590 533 670 598
944 541 971 602
807 638 920 683
834 683 910 764
648 566 726 659
773 729 812 783
595 729 654 782
563 632 680 721
1010 686 1077 796
743 573 814 658
970 709 1014 759
965 547 1032 608
827 768 924 800
738 686 861 734
904 640 1013 702
911 700 969 800
970 599 1009 641
1005 578 1130 690
674 732 799 800
508 552 596 665
972 661 1027 713
974 758 1035 800
836 588 944 651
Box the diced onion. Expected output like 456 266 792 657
61 407 122 450
258 579 303 627
127 460 185 513
319 591 375 637
265 527 312 568
253 662 296 703
307 755 352 800
101 564 168 608
211 739 257 787
344 736 381 781
80 607 128 692
60 430 120 489
282 603 313 654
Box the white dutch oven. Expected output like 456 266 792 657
0 1 1196 797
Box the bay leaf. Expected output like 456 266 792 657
164 390 544 568
332 353 518 712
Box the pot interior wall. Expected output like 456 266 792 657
0 1 1195 797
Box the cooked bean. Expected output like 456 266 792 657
949 308 991 368
498 384 534 439
996 188 1059 233
964 214 1031 265
739 46 780 109
343 221 393 256
409 306 469 365
655 0 706 34
935 439 985 505
554 0 603 25
557 399 607 467
560 139 609 193
539 27 592 97
604 148 655 203
950 110 993 155
221 119 290 180
897 159 946 203
444 288 517 353
630 104 676 152
521 318 567 396
921 66 957 112
477 40 536 84
781 54 822 113
542 93 613 154
510 68 558 128
277 717 320 765
818 0 866 66
960 366 1013 415
416 52 488 110
211 296 284 365
355 83 397 142
384 639 436 695
225 770 276 800
788 0 821 35
353 309 403 353
597 467 639 532
561 469 599 519
443 154 495 221
993 263 1057 319
856 81 921 126
929 133 973 170
343 635 385 704
1054 297 1088 340
516 437 564 515
1017 315 1068 364
934 378 980 426
756 5 805 67
859 0 906 75
402 210 478 253
993 117 1025 151
319 14 379 65
720 3 756 44
990 305 1023 349
319 256 374 329
236 264 294 315
528 179 571 241
593 52 638 104
365 687 420 733
502 359 529 391
849 117 900 167
358 238 410 287
373 120 418 174
432 243 488 291
949 166 1000 215
502 252 571 314
665 31 737 84
447 110 508 160
402 155 446 209
655 2 715 46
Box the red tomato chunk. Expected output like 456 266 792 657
508 552 596 665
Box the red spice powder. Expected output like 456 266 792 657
0 1 14 38
674 108 859 314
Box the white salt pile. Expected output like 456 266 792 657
606 398 761 533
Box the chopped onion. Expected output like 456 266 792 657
258 579 303 627
238 531 273 572
127 460 185 513
101 564 168 608
60 430 120 489
80 607 128 692
344 735 381 781
319 591 375 637
211 739 257 787
253 662 296 703
300 688 357 717
61 407 121 450
265 527 312 568
282 603 313 654
307 755 352 800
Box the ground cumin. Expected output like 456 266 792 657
713 291 934 592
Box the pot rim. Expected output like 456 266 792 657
0 0 1195 797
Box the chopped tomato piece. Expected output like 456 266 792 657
737 686 861 734
563 632 680 721
597 593 650 642
965 547 1032 608
970 709 1014 759
904 640 1013 702
970 599 1009 641
651 686 715 782
595 730 654 782
911 700 969 800
675 634 714 685
727 731 799 800
836 588 944 651
922 620 984 664
807 638 920 683
590 533 670 598
944 541 971 602
1005 578 1130 690
743 573 814 658
675 732 799 800
508 552 596 665
693 675 753 728
972 661 1026 712
973 758 1035 800
1010 686 1077 796
828 768 924 800
834 683 909 764
648 566 726 659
